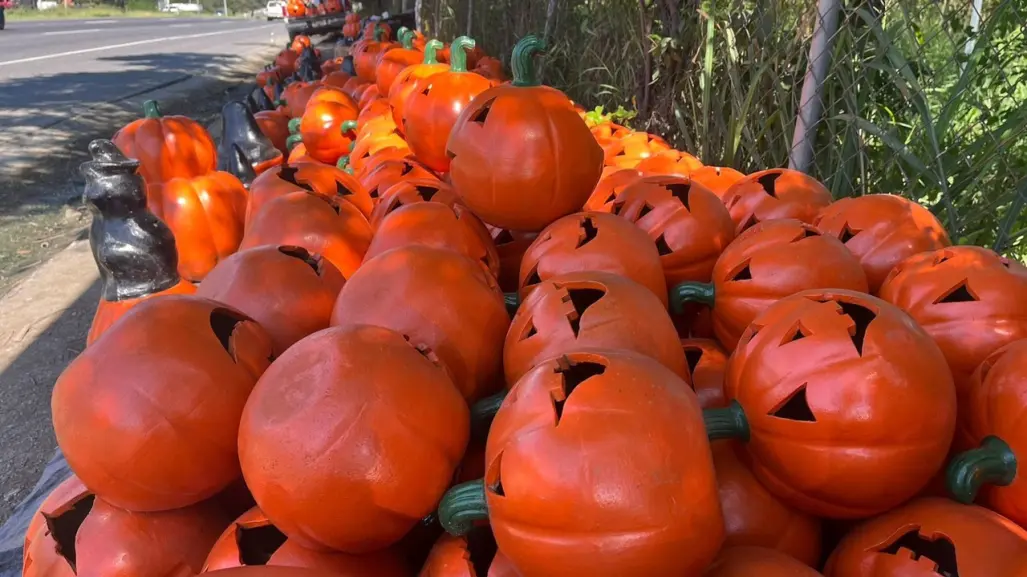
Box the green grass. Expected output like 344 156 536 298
6 6 223 19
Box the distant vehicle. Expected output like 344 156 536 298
37 0 58 9
162 2 203 13
264 0 284 19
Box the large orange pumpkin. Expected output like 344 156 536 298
611 174 735 285
388 39 447 133
582 168 643 211
358 156 438 200
247 160 373 225
375 27 424 96
22 475 231 577
278 81 321 119
504 271 686 386
721 169 833 234
297 100 359 165
946 339 1027 528
112 100 216 186
688 166 746 198
681 338 729 410
419 533 519 577
711 290 956 518
353 25 394 82
518 212 668 307
240 190 372 279
367 178 460 229
52 295 274 511
239 325 469 553
878 245 1027 390
331 245 508 402
705 547 824 577
670 219 868 351
814 193 951 293
440 350 723 577
404 36 493 172
446 35 603 231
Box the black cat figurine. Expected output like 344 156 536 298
216 100 282 180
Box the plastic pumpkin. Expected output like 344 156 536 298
582 168 643 212
388 39 447 133
278 81 320 119
367 178 460 229
600 132 673 168
878 245 1027 390
688 166 746 198
439 350 724 577
705 547 824 577
814 193 951 293
446 35 603 231
246 159 373 225
708 290 957 518
489 226 538 293
376 27 424 96
358 157 438 200
353 25 395 82
255 109 293 156
824 498 1027 576
681 338 729 410
52 295 274 511
112 100 216 185
504 271 687 385
947 339 1027 528
23 475 231 577
611 174 735 285
239 325 469 553
670 219 868 351
404 36 494 172
419 533 519 577
633 150 704 175
518 212 668 307
297 100 359 165
721 169 832 234
331 245 508 402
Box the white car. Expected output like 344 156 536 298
265 0 285 19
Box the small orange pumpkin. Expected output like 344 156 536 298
721 169 833 234
112 100 216 185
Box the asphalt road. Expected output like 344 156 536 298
0 17 283 130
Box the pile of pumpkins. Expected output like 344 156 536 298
284 0 343 20
23 17 1027 577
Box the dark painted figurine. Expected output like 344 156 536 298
217 100 283 180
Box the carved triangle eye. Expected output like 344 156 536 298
683 347 703 380
665 182 691 210
575 217 599 249
519 319 538 340
654 233 673 256
769 384 815 422
836 301 876 356
335 181 352 197
839 223 859 243
638 202 655 219
934 280 978 304
782 322 809 344
236 524 287 565
757 172 781 198
551 357 607 424
562 286 605 337
472 99 494 124
415 185 439 201
523 263 542 287
740 214 759 230
730 261 753 281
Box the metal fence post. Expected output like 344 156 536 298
788 0 842 174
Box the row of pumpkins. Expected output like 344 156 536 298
283 0 347 20
25 17 1027 577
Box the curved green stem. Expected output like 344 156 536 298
449 36 475 73
438 479 488 536
423 39 443 65
703 401 750 442
503 292 519 316
397 27 413 49
274 98 287 108
947 436 1018 505
285 134 303 151
510 35 546 87
372 24 382 42
348 140 356 152
337 156 353 174
471 390 507 439
287 117 301 134
142 100 163 119
341 120 358 134
670 281 715 314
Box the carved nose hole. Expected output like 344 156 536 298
769 384 815 422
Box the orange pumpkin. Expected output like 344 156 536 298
52 296 274 511
711 290 956 518
279 81 320 119
518 212 668 307
611 174 736 285
298 99 359 165
112 100 216 185
505 271 687 385
440 350 723 577
404 36 493 172
419 533 519 577
358 157 438 200
331 245 508 402
601 132 673 168
705 547 824 577
247 160 373 226
721 169 833 234
489 226 538 293
670 219 868 351
681 338 729 410
582 167 644 211
590 122 632 145
239 325 469 553
388 39 448 134
255 108 293 156
353 25 395 82
878 245 1027 390
686 165 746 198
633 149 705 175
815 193 951 293
375 27 424 96
474 56 506 81
447 35 603 231
368 178 460 229
349 133 411 174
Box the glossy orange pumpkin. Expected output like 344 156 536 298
447 35 603 231
365 202 499 277
711 289 956 518
202 506 410 575
878 246 1027 390
688 166 746 198
440 350 723 577
681 338 729 410
388 39 448 133
52 295 274 511
376 27 423 96
721 169 833 234
600 132 672 168
670 219 868 351
518 212 668 307
582 168 643 211
23 475 231 577
240 190 372 279
297 101 359 165
706 547 824 577
824 498 1027 576
331 245 508 402
419 533 519 577
112 100 216 185
247 160 373 225
353 26 394 83
255 109 293 156
368 178 460 229
358 157 438 200
489 226 538 293
149 171 248 282
712 444 822 566
633 149 705 175
404 36 493 172
505 271 686 385
197 246 345 356
348 136 411 174
239 324 469 553
611 175 735 285
814 193 951 293
279 81 320 119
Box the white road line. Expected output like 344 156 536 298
84 20 117 24
42 28 102 36
169 23 192 28
0 24 273 68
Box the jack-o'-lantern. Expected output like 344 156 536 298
681 338 728 410
721 169 832 234
247 160 373 225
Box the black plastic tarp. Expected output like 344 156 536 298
0 449 72 577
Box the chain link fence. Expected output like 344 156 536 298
363 0 1027 257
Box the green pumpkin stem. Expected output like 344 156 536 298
423 39 443 65
503 292 519 316
670 281 715 314
946 436 1018 505
372 24 383 42
287 118 301 134
337 156 354 174
341 120 358 134
510 35 546 87
142 100 163 119
438 479 489 536
471 390 507 439
703 401 750 442
285 133 303 151
449 36 475 73
398 27 413 49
